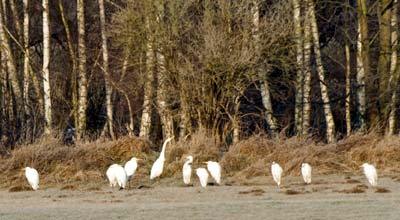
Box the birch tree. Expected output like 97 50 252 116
356 0 368 131
139 18 155 139
388 0 398 135
0 0 23 129
23 0 30 118
302 3 312 136
43 0 53 134
292 0 304 135
307 0 336 142
99 0 115 139
252 0 277 135
77 0 88 139
378 0 392 123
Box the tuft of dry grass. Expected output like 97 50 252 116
221 133 400 181
0 136 156 188
164 130 221 177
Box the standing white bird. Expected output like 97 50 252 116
182 156 193 185
205 161 221 185
196 168 209 188
106 164 127 189
301 163 312 184
124 157 140 180
361 163 378 187
24 167 39 190
106 164 119 187
150 137 173 180
271 162 283 188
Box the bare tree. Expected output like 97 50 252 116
77 0 88 139
292 0 304 135
388 0 399 135
139 18 155 139
302 2 312 136
98 0 115 139
378 0 392 125
253 0 278 135
42 0 53 135
307 0 336 142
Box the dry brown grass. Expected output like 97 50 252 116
0 136 156 188
221 133 400 180
164 130 221 177
1 132 400 188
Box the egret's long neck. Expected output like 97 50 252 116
160 138 172 159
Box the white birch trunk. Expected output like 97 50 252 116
292 0 304 135
302 9 312 136
156 52 174 140
23 0 30 115
139 19 155 139
252 0 278 134
98 0 115 139
77 0 88 139
42 0 52 134
308 0 336 143
388 0 398 135
356 22 367 132
345 43 352 136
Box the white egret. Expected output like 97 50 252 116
361 163 378 187
205 161 221 185
106 164 118 187
182 156 193 185
271 162 283 188
107 164 127 189
124 157 140 180
301 163 312 184
150 137 173 180
24 167 39 190
196 168 209 188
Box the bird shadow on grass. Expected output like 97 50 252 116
375 187 391 193
334 184 367 194
238 188 265 196
8 185 32 192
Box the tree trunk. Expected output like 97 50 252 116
252 0 278 134
345 42 352 136
378 0 392 126
308 0 336 143
356 18 367 132
388 0 398 135
98 0 115 139
156 52 174 139
302 3 312 136
59 0 78 131
42 0 52 135
345 0 352 136
0 0 23 132
292 0 304 135
23 0 30 120
77 0 88 139
139 18 155 139
10 0 22 41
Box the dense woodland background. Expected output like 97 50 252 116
0 0 399 149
